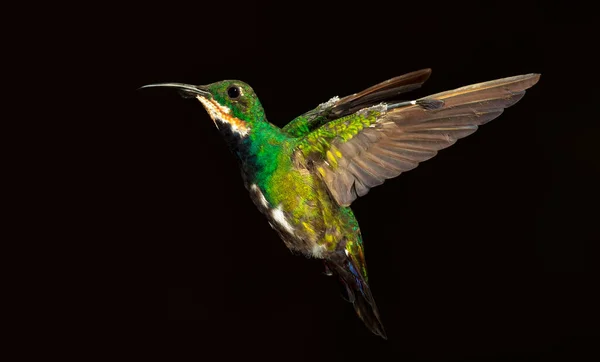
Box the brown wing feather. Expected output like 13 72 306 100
282 69 432 137
329 69 432 118
319 73 541 206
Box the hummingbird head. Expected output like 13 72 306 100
140 80 266 138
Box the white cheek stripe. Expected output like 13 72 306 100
196 96 250 137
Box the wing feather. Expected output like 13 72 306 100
282 69 432 137
330 69 432 117
296 73 540 206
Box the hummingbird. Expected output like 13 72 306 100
141 69 540 339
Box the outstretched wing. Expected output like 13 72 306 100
295 73 541 206
282 69 432 137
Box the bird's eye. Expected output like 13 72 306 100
227 86 240 99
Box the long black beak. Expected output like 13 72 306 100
138 83 211 99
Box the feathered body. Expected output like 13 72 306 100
142 70 540 339
211 102 385 335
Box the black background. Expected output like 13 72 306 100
103 0 596 360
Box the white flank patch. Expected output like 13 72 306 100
196 96 250 137
357 103 387 117
271 205 295 234
312 244 327 258
250 184 269 208
319 96 340 109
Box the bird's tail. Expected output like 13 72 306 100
326 252 387 339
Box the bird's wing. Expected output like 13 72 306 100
294 74 540 206
282 69 432 137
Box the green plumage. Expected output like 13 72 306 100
141 69 540 339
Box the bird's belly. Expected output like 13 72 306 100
247 182 333 258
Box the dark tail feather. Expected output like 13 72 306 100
327 257 387 339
